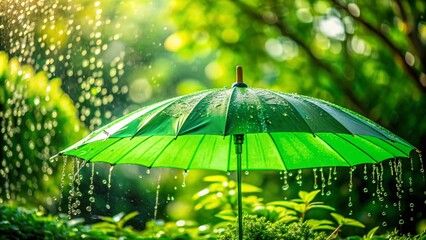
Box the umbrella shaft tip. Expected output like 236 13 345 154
236 66 243 83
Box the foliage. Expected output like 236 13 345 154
0 195 424 240
217 215 328 240
0 52 87 207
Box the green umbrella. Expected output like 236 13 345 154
58 66 417 240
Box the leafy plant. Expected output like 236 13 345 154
92 211 140 236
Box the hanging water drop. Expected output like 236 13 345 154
296 169 303 187
86 206 92 212
244 171 249 175
327 167 332 185
146 168 151 174
106 204 110 209
313 168 318 189
182 170 188 188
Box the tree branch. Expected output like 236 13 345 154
393 0 426 71
232 0 369 115
330 0 426 93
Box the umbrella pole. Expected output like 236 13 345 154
234 134 244 240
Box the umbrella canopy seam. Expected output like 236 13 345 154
110 136 155 165
334 134 380 164
267 132 288 171
130 97 185 139
174 91 215 137
272 91 317 137
185 135 207 170
357 135 409 158
223 87 237 136
315 134 354 167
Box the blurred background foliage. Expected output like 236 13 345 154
0 0 425 237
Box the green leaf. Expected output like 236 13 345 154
215 210 236 221
203 175 228 183
299 190 320 204
241 183 262 193
117 211 139 229
364 226 379 239
308 204 336 212
331 213 365 228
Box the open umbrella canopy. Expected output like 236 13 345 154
59 83 416 171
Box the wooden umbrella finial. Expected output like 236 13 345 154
236 65 243 83
233 65 247 88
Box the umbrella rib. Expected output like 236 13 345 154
185 135 206 170
109 136 155 165
315 134 353 167
130 97 185 139
268 90 317 136
334 134 379 164
312 98 399 143
267 132 288 171
81 138 123 163
357 135 408 158
222 87 237 136
148 138 179 168
175 90 215 136
302 98 356 135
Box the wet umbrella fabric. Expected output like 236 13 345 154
58 69 416 240
61 87 414 170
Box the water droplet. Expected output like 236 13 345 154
182 170 188 187
86 206 92 212
102 179 107 184
363 188 368 193
244 171 249 175
146 168 151 174
89 196 95 202
382 211 386 216
106 204 110 209
399 219 404 225
382 222 387 227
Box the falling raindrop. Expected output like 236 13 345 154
105 165 114 210
182 170 188 188
87 163 95 211
57 156 68 212
348 167 354 193
320 168 326 195
333 166 337 181
312 168 318 189
296 169 303 187
327 167 332 185
154 173 162 221
282 171 289 191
